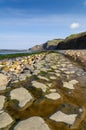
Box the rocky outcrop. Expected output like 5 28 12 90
63 50 86 70
57 32 86 49
29 32 86 51
29 39 63 51
29 44 44 52
43 39 63 50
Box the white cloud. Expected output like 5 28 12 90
70 22 80 29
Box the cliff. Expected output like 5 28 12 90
29 32 86 51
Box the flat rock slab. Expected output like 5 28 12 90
0 73 9 91
0 96 5 110
14 116 50 130
49 76 56 80
69 80 78 85
0 112 13 129
10 87 33 107
32 81 47 92
63 82 74 89
45 92 61 100
49 89 57 93
38 75 49 81
50 111 77 125
63 79 78 89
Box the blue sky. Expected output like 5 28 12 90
0 0 86 49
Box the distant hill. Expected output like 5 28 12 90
29 39 63 51
29 32 86 51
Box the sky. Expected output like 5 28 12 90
0 0 86 49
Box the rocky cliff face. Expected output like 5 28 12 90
57 32 86 49
29 32 86 51
43 39 63 50
29 39 63 51
29 44 44 52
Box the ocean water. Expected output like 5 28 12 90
0 50 31 55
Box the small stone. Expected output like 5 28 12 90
64 71 71 74
40 68 47 72
55 73 60 77
79 108 83 112
14 116 50 130
68 91 72 94
69 80 78 85
49 76 56 80
45 92 61 100
63 82 74 89
51 66 57 69
0 112 13 129
32 81 47 92
50 111 77 125
70 71 75 74
0 96 5 110
33 70 40 75
38 75 49 81
10 87 33 107
49 89 56 92
0 73 9 91
47 83 52 87
60 68 67 71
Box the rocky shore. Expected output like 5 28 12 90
0 51 86 130
64 50 86 70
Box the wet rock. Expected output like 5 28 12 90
49 89 57 92
63 80 78 89
0 96 5 110
0 112 13 129
50 111 77 125
0 73 9 91
33 70 40 75
63 81 74 89
45 92 61 100
38 75 49 81
10 87 33 107
49 76 56 80
14 116 50 130
69 80 78 85
32 81 47 92
19 73 32 81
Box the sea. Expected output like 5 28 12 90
0 50 31 55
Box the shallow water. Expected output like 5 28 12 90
0 52 86 130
